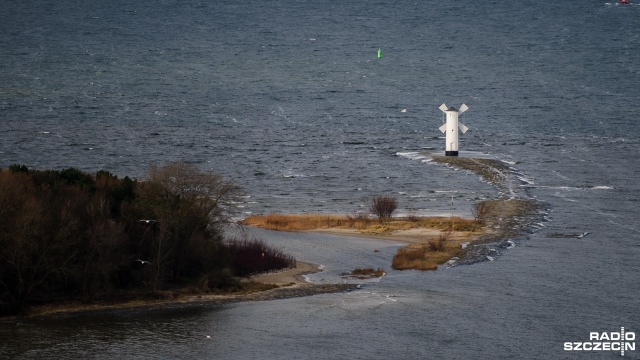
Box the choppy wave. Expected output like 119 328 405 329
532 185 614 191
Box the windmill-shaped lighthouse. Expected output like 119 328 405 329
438 103 469 156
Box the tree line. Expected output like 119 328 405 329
0 163 295 315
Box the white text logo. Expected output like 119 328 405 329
564 328 635 356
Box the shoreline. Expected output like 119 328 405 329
4 224 478 321
244 260 321 286
5 261 355 321
5 157 544 321
304 227 488 244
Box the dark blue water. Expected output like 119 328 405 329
1 1 639 359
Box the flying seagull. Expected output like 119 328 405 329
135 259 152 265
138 219 156 223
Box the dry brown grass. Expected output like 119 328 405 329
404 216 484 232
391 230 461 271
390 198 542 271
241 213 482 233
391 157 544 271
391 237 458 270
242 213 488 273
241 214 370 231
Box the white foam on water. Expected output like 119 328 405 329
331 291 401 311
517 175 535 185
395 151 428 161
537 185 614 191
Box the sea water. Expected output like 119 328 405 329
1 0 639 359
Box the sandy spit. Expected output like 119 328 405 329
8 262 354 320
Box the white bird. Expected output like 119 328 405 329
135 259 152 265
139 219 156 223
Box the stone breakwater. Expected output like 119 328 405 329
430 157 548 267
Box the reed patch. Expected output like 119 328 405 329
341 267 386 279
391 231 461 271
240 213 483 233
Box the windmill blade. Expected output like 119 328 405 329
459 123 468 134
439 103 448 112
459 103 468 114
439 124 447 133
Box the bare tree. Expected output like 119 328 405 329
369 195 398 220
0 172 82 308
0 172 42 306
134 162 244 288
78 197 126 301
0 164 246 312
144 162 243 230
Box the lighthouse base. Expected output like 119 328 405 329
445 151 459 156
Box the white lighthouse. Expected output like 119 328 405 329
438 103 469 156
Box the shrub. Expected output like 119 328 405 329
203 268 238 290
391 246 438 271
405 213 421 222
348 267 385 278
472 201 490 221
426 237 446 252
369 195 398 219
391 230 459 271
225 236 296 276
346 212 371 221
8 164 29 173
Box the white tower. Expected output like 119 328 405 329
438 103 469 156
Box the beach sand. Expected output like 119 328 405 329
14 261 352 320
246 261 320 286
307 227 486 244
